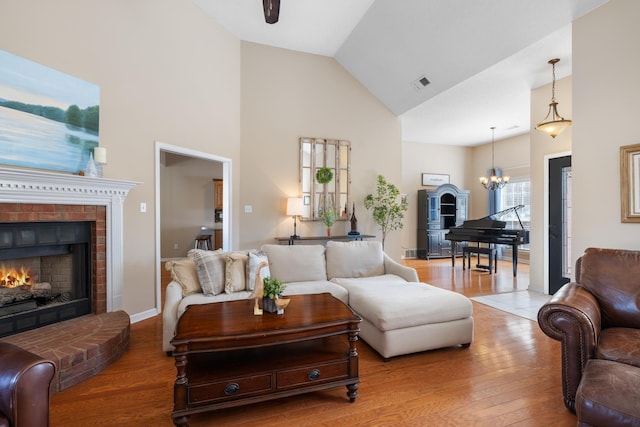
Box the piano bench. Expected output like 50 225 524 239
462 246 497 274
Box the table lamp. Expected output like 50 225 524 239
286 197 304 239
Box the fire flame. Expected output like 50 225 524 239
0 265 32 288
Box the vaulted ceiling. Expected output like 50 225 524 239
193 0 609 146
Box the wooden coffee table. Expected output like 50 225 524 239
170 293 361 426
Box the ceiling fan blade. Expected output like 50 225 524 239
263 0 280 24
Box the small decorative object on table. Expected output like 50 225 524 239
248 261 270 315
348 202 360 237
262 277 288 313
320 206 336 237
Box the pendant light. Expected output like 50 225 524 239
535 58 572 138
479 127 509 190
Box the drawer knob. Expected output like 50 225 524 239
224 382 240 396
307 369 321 381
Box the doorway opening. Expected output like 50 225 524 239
545 152 572 295
154 142 232 313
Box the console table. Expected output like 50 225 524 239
275 234 375 245
170 294 361 426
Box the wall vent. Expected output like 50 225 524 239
403 249 418 259
411 75 430 91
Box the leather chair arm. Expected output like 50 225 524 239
0 342 56 426
537 282 601 412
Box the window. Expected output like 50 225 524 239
299 137 351 221
499 178 530 250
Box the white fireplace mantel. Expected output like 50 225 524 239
0 167 139 312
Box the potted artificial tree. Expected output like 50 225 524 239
364 175 408 250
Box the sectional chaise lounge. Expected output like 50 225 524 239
162 240 474 359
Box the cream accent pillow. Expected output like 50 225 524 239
225 252 249 293
190 250 226 296
165 258 201 297
261 244 327 283
247 250 270 291
325 240 385 280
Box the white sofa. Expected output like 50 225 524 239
162 241 474 359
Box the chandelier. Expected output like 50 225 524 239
479 127 509 191
535 58 572 138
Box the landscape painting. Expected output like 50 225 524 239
0 49 100 174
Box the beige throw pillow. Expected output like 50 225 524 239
225 252 249 293
190 250 226 296
165 258 201 297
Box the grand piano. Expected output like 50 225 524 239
445 205 530 276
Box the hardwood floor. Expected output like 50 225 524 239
50 258 575 426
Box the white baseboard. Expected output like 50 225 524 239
129 308 159 324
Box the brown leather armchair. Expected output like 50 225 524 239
538 248 640 416
0 342 56 427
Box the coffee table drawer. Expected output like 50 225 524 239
189 374 273 405
277 361 348 389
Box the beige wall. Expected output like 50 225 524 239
400 142 472 253
572 0 640 258
0 0 242 318
240 42 404 257
159 154 223 258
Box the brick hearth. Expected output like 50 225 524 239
2 311 130 392
0 202 129 392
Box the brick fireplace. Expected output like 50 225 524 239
0 168 137 391
0 205 105 336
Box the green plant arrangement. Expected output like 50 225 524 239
315 167 334 184
320 206 336 227
364 175 408 249
262 276 287 313
262 277 286 299
320 205 336 236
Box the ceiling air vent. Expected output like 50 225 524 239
411 75 430 92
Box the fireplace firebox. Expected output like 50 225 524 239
0 221 92 337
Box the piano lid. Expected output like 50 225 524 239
457 205 525 230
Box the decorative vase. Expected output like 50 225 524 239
262 297 278 313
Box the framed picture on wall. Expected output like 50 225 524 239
621 143 640 222
0 49 100 174
422 173 450 187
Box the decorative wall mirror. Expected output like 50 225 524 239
299 137 351 221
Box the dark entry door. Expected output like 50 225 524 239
549 155 571 294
